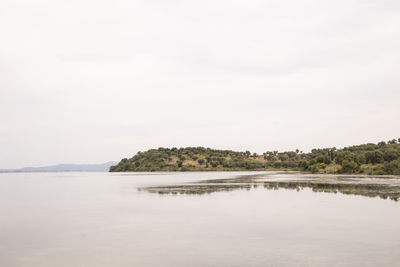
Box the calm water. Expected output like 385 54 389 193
1 171 400 267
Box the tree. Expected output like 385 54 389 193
336 151 359 165
365 150 384 164
377 141 386 148
383 160 400 175
383 149 399 162
278 154 289 161
316 156 325 163
340 159 360 173
298 160 308 170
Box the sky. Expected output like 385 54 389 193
1 0 400 168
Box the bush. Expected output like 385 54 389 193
384 149 399 162
340 160 360 173
365 150 384 164
336 151 359 165
383 160 400 175
181 166 189 171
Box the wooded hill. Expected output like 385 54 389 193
110 139 400 175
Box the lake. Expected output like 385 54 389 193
1 171 400 267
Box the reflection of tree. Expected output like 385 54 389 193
262 181 400 201
139 175 400 202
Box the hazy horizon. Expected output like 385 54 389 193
1 0 400 168
2 139 399 170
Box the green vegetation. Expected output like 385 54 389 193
110 138 400 175
110 147 266 172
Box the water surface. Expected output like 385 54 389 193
1 171 400 267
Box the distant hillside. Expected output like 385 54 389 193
110 139 400 175
1 161 117 172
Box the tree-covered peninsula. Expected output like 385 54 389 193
110 139 400 175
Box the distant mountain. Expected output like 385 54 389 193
0 161 118 172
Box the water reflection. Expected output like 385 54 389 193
139 173 400 201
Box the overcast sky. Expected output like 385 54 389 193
1 0 399 168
